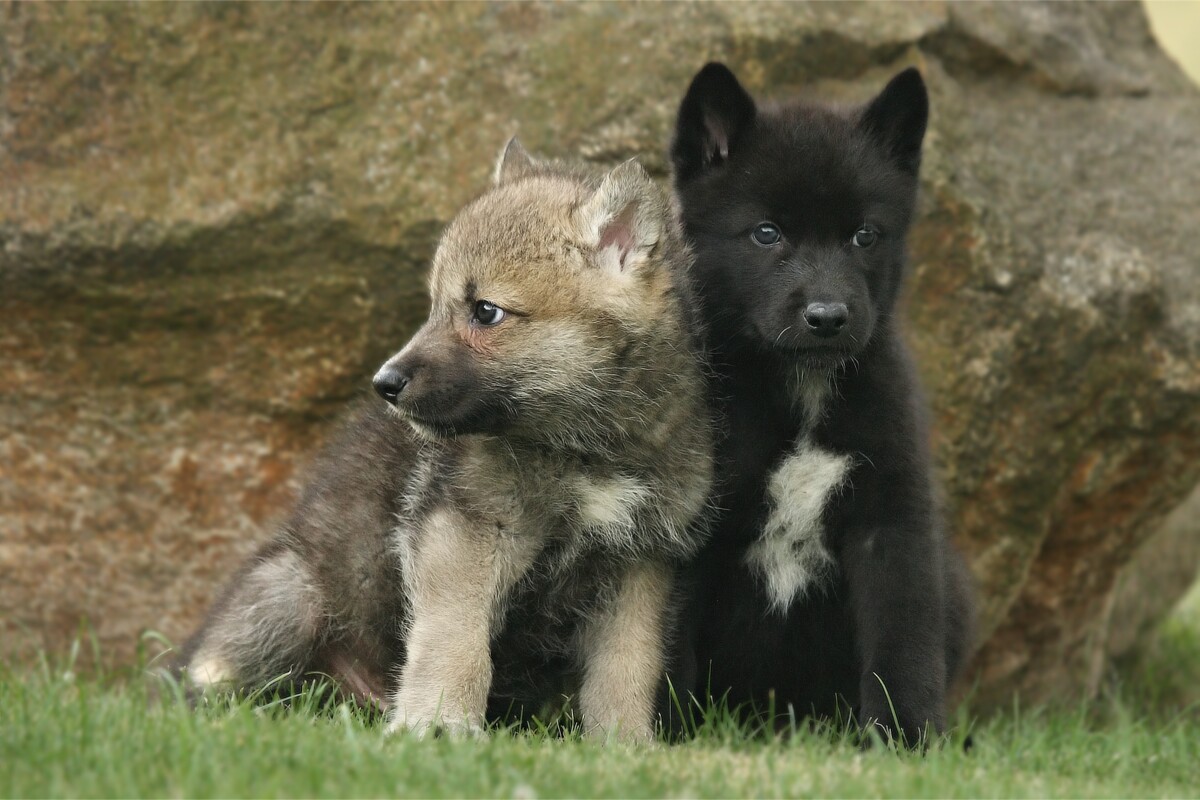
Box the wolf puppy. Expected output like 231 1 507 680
176 142 712 742
669 64 974 744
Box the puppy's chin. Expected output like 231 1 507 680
786 347 854 372
405 416 451 441
399 410 475 441
377 402 450 440
393 399 513 441
758 327 857 370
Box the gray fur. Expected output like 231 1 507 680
174 145 713 743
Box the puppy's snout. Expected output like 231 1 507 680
372 363 412 405
802 302 849 339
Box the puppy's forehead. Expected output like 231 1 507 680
432 177 588 292
739 106 911 228
762 112 865 193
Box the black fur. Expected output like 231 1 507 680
668 63 975 744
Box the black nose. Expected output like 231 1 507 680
372 365 410 405
802 303 849 339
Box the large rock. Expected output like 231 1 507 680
2 3 1197 707
1106 485 1200 663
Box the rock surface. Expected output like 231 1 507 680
2 2 1197 707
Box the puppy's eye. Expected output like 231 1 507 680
751 222 782 247
852 226 878 248
472 300 506 326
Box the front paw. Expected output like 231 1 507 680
857 672 944 749
583 718 657 746
384 706 483 739
856 702 933 750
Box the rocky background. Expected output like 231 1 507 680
2 3 1198 710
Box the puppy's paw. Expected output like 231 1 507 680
856 704 932 751
583 719 657 747
384 709 483 739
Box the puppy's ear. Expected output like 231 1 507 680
493 136 539 185
859 68 928 175
672 63 756 182
574 159 665 275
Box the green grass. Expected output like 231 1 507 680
3 676 1196 798
3 587 1199 799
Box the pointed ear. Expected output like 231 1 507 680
574 160 665 275
671 62 757 182
493 136 538 186
859 68 928 175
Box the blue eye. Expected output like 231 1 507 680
752 222 782 247
472 300 506 326
852 226 878 248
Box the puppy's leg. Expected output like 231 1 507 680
578 560 672 744
843 525 948 746
387 510 538 737
180 546 325 696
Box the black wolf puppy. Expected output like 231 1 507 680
175 142 713 742
669 64 974 743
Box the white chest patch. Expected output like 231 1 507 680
575 474 650 547
745 440 851 612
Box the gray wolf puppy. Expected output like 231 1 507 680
174 140 713 742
